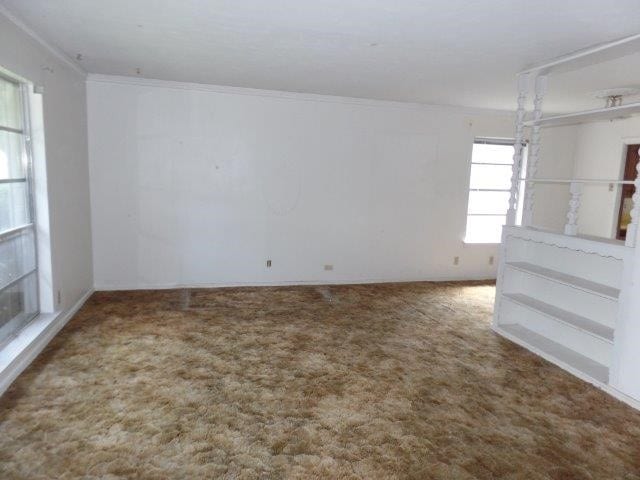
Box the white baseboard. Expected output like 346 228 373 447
0 288 94 396
605 385 640 411
94 275 496 291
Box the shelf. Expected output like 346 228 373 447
505 261 619 300
496 324 609 384
502 226 631 262
502 293 614 343
523 102 640 128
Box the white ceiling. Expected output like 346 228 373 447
2 0 640 111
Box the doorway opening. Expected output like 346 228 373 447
615 144 640 241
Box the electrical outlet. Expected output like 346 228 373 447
266 260 272 268
453 256 459 266
489 256 494 265
57 290 62 305
324 264 333 271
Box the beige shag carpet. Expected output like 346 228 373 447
0 282 639 479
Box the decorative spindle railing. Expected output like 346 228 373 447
506 69 640 249
521 76 547 227
519 175 639 247
564 182 583 236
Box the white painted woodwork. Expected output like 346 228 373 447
496 324 609 384
500 298 612 366
502 293 614 342
564 182 583 236
502 232 626 288
520 33 640 76
502 267 619 330
496 34 640 410
524 102 640 128
521 75 547 227
507 74 528 226
494 226 633 404
524 178 633 185
504 262 619 300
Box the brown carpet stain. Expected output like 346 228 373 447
0 281 639 479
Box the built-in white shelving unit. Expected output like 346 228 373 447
494 34 640 410
494 227 629 387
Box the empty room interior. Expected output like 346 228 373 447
2 0 640 478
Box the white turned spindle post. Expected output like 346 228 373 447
564 182 583 236
506 74 529 226
625 148 640 247
522 75 548 227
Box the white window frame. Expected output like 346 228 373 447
464 137 518 245
0 71 39 347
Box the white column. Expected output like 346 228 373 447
506 74 528 226
625 148 640 247
521 75 548 227
564 182 583 236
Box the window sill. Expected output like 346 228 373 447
0 311 60 395
0 288 93 396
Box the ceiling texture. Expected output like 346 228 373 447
2 0 640 112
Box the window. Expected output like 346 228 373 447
464 138 519 244
0 74 38 345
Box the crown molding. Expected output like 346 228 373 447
0 5 513 117
0 4 86 77
87 74 514 117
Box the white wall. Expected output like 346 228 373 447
87 75 517 289
0 11 93 311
